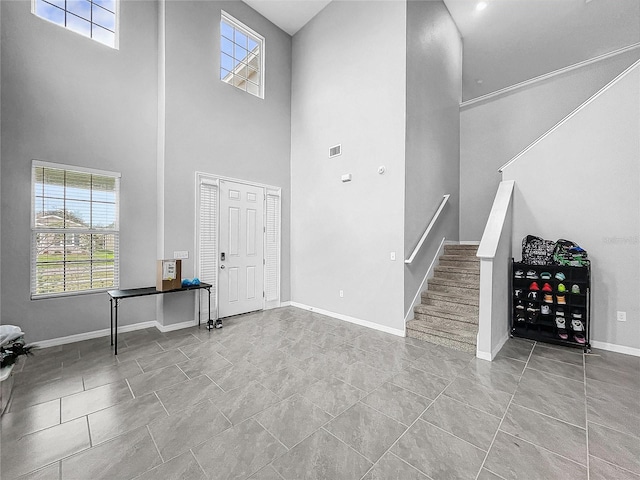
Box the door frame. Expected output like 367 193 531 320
194 172 282 322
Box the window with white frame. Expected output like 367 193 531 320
31 161 120 298
220 11 264 98
32 0 119 48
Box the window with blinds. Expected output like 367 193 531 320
265 190 280 304
31 161 120 298
198 180 218 318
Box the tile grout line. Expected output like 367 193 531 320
587 419 640 440
588 453 640 477
125 377 135 399
584 349 591 480
146 424 165 463
483 466 509 480
509 400 587 430
472 341 536 480
419 417 489 453
387 451 436 480
85 415 93 448
498 429 589 469
154 391 171 417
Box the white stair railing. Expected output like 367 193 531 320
405 194 450 265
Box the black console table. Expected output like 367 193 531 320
107 283 221 355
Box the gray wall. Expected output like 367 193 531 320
460 48 640 241
503 65 640 351
290 1 407 332
161 1 292 324
1 1 158 342
404 0 461 315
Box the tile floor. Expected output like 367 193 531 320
1 306 639 480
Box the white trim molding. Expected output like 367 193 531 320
404 237 447 323
31 321 158 349
590 340 640 357
290 302 405 337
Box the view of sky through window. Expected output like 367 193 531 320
220 13 264 98
33 0 117 48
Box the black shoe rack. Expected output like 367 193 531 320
511 259 591 352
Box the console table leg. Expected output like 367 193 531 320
110 298 114 346
115 299 119 355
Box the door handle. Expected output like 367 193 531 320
220 265 225 269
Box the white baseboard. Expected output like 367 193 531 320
279 301 292 307
32 321 158 349
459 241 481 245
290 302 405 337
591 340 640 357
405 237 447 323
156 319 197 333
476 333 509 361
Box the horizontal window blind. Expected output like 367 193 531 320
198 181 218 315
31 162 120 298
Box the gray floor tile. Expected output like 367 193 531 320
1 417 90 479
325 402 406 463
480 355 527 377
14 462 60 480
178 339 225 359
444 377 513 418
177 352 232 379
155 333 201 350
393 419 485 480
422 395 501 451
587 393 640 438
361 382 430 426
527 355 585 382
358 348 412 373
348 335 390 353
88 393 168 445
260 365 319 399
61 426 162 480
247 465 284 480
132 451 206 480
61 380 132 422
192 419 287 480
589 422 640 474
585 349 640 374
1 399 60 439
324 343 369 365
495 340 534 362
148 400 231 461
512 368 586 426
532 344 584 366
13 364 64 388
484 431 587 480
457 358 522 394
586 363 640 391
255 394 332 448
277 338 325 360
127 363 188 397
305 331 345 350
9 376 84 414
301 376 365 417
410 351 472 379
589 455 640 480
155 375 223 414
476 469 504 480
136 349 189 373
207 360 265 391
587 378 640 416
294 352 345 380
63 351 121 376
213 381 280 425
362 452 428 480
501 403 587 465
247 348 299 372
272 428 372 480
82 360 143 390
115 342 164 363
389 365 449 399
333 361 391 393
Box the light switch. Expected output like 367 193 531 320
174 250 189 259
390 252 396 261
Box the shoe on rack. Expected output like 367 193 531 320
571 319 586 344
556 307 565 316
541 304 551 315
555 317 569 340
571 284 581 294
514 289 523 299
540 272 552 280
571 310 583 320
542 283 552 292
527 291 539 301
543 293 553 303
526 302 539 312
526 270 539 279
515 312 526 323
515 269 524 279
529 282 540 291
515 300 525 310
555 272 566 281
557 283 567 293
527 311 539 324
557 295 566 305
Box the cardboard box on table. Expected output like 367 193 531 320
156 259 182 291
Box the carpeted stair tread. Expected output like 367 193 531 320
444 244 479 255
421 290 479 306
405 328 476 354
413 307 478 325
428 277 479 290
407 318 477 341
440 254 480 262
435 265 480 276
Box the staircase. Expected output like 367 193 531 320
406 244 479 354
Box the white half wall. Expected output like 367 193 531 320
503 65 640 351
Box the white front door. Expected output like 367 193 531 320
218 180 265 318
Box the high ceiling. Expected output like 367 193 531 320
242 0 640 101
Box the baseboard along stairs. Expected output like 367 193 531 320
406 244 479 354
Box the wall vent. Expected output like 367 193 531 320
329 144 342 158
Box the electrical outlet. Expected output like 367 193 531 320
617 311 627 322
390 252 396 261
339 290 344 298
173 250 189 259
